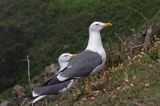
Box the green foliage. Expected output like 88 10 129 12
0 88 12 100
0 22 32 92
0 0 160 97
97 49 160 106
30 48 160 106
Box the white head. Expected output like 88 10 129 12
58 53 77 69
89 21 112 32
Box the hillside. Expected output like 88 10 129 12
24 10 160 105
0 0 160 105
36 41 159 106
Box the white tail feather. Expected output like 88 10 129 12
32 95 46 104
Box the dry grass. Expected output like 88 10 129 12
22 40 160 106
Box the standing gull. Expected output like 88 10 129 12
31 53 77 103
47 21 112 84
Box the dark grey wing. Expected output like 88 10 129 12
33 80 74 96
40 67 68 86
41 50 103 85
39 74 56 86
59 50 103 78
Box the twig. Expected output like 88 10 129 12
20 98 28 106
130 44 144 55
126 6 148 21
26 55 31 91
114 33 124 44
144 25 152 49
131 44 144 49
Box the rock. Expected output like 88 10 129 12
43 64 59 81
30 64 59 89
81 97 87 101
144 83 150 88
45 64 59 74
90 96 95 100
12 85 25 98
0 100 12 106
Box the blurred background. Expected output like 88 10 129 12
0 0 160 105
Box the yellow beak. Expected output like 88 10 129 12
71 54 77 59
104 22 112 28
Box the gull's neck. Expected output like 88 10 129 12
59 62 68 71
86 30 104 52
86 29 106 65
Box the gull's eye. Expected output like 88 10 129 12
64 55 68 57
95 24 99 26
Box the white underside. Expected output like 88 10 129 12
57 74 68 81
59 79 75 93
32 91 39 97
32 95 46 104
89 62 104 75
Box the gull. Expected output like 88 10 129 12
47 21 112 84
31 53 77 103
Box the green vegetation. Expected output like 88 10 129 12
47 43 160 106
92 49 160 106
0 0 160 105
